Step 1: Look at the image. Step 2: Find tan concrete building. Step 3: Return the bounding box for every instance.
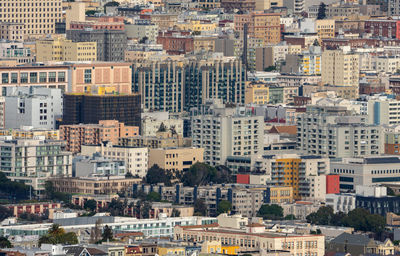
[255,0,282,10]
[234,12,281,44]
[69,63,132,93]
[51,176,141,195]
[245,82,269,104]
[65,1,85,29]
[193,36,216,53]
[60,120,139,153]
[0,128,59,140]
[0,0,62,39]
[148,147,204,173]
[316,19,335,41]
[0,23,24,41]
[119,132,192,149]
[150,14,179,30]
[174,224,325,256]
[322,50,359,87]
[36,36,97,62]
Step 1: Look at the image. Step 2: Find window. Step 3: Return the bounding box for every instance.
[11,73,18,83]
[58,71,65,82]
[30,72,37,83]
[20,73,28,83]
[1,73,8,84]
[84,69,92,83]
[48,72,56,82]
[39,72,47,83]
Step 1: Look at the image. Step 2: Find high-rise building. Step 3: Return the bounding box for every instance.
[0,0,62,39]
[0,138,72,192]
[4,87,62,129]
[191,100,264,166]
[297,105,383,158]
[321,50,359,87]
[62,92,141,128]
[367,96,400,125]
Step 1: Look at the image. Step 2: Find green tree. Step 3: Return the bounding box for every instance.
[182,163,232,186]
[264,65,276,72]
[257,204,283,220]
[139,36,148,44]
[145,165,171,185]
[387,187,395,196]
[217,200,232,215]
[85,10,98,16]
[366,214,386,234]
[0,236,12,248]
[146,192,161,202]
[84,199,97,212]
[158,122,167,132]
[306,206,335,225]
[312,39,320,46]
[171,208,180,217]
[0,172,30,201]
[342,208,369,231]
[317,2,326,19]
[0,205,12,221]
[284,214,296,220]
[101,225,113,242]
[194,199,207,216]
[39,224,78,246]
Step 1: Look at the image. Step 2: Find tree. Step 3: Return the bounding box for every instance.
[0,236,12,248]
[182,163,232,186]
[145,165,171,185]
[0,205,12,221]
[317,2,326,20]
[366,214,386,234]
[90,219,103,243]
[44,181,71,203]
[264,66,276,72]
[194,199,207,216]
[0,172,30,201]
[312,39,320,46]
[85,10,98,16]
[39,224,78,246]
[158,122,167,132]
[257,204,283,220]
[171,208,180,217]
[284,214,296,220]
[192,31,201,35]
[101,225,113,242]
[306,206,335,225]
[139,36,148,44]
[84,199,97,212]
[217,200,232,215]
[146,192,161,202]
[387,187,395,196]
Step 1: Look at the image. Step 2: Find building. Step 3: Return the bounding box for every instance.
[373,56,400,74]
[331,157,400,192]
[364,19,400,39]
[234,12,281,44]
[325,193,356,213]
[282,0,305,14]
[367,96,400,125]
[74,153,126,177]
[297,105,383,158]
[62,92,141,128]
[126,20,159,43]
[281,46,322,75]
[191,100,264,166]
[0,0,62,39]
[4,87,62,130]
[326,4,360,18]
[141,113,183,137]
[60,120,139,153]
[148,147,204,174]
[321,50,359,88]
[81,143,148,178]
[0,127,59,140]
[52,176,141,195]
[6,202,61,217]
[388,0,400,16]
[221,0,256,12]
[385,132,400,155]
[36,36,97,62]
[69,63,132,94]
[245,82,270,105]
[0,41,33,64]
[118,133,191,149]
[316,19,335,41]
[0,139,72,191]
[156,31,194,55]
[0,23,25,41]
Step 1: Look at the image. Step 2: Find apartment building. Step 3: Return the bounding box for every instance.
[234,12,281,44]
[0,41,33,64]
[221,0,255,12]
[0,139,72,191]
[6,202,61,217]
[74,154,126,177]
[0,23,25,41]
[388,0,400,16]
[255,154,330,200]
[385,132,400,155]
[4,87,62,130]
[331,157,400,192]
[157,31,194,55]
[119,133,191,149]
[126,20,159,42]
[174,225,325,256]
[0,127,59,140]
[36,36,97,62]
[364,19,400,39]
[142,115,183,137]
[316,19,335,41]
[0,0,62,38]
[191,100,263,166]
[81,143,148,178]
[373,56,400,74]
[367,97,400,125]
[51,176,141,195]
[282,0,305,14]
[148,147,204,174]
[321,50,359,87]
[0,65,69,92]
[297,105,383,158]
[245,82,269,105]
[326,4,360,18]
[62,92,141,128]
[281,46,321,75]
[60,120,139,153]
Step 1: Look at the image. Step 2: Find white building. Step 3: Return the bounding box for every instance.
[125,20,159,43]
[367,96,400,125]
[373,56,400,74]
[141,113,183,137]
[325,193,356,213]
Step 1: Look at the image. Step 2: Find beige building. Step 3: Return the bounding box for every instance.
[316,19,335,41]
[0,23,24,41]
[174,224,325,256]
[322,50,359,87]
[36,36,97,62]
[65,1,85,29]
[119,132,192,149]
[148,147,204,173]
[193,36,216,53]
[0,128,59,140]
[0,0,62,39]
[245,82,269,104]
[255,0,283,10]
[150,14,179,30]
[142,117,184,137]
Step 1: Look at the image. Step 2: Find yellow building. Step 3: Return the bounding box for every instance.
[0,128,60,140]
[148,147,204,175]
[301,55,321,75]
[157,245,185,256]
[36,36,97,62]
[245,82,269,104]
[175,20,217,32]
[269,186,294,203]
[193,36,216,52]
[201,241,239,255]
[316,19,335,41]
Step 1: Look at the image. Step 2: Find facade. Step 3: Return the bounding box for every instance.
[191,101,264,166]
[367,97,400,125]
[385,132,400,155]
[221,0,256,12]
[325,193,356,213]
[118,133,191,149]
[126,20,159,43]
[62,93,141,128]
[245,82,269,105]
[364,19,400,39]
[316,19,335,41]
[0,0,62,39]
[297,105,383,158]
[388,0,400,16]
[148,147,204,174]
[321,50,359,87]
[0,139,72,191]
[0,41,33,64]
[156,31,193,55]
[142,116,183,137]
[74,154,126,177]
[6,202,61,217]
[36,36,97,62]
[4,87,62,130]
[81,143,148,178]
[0,127,59,140]
[60,120,139,153]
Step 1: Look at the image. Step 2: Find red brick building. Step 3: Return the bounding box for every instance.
[326,175,340,194]
[6,202,61,217]
[322,38,400,49]
[364,19,400,39]
[157,31,194,55]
